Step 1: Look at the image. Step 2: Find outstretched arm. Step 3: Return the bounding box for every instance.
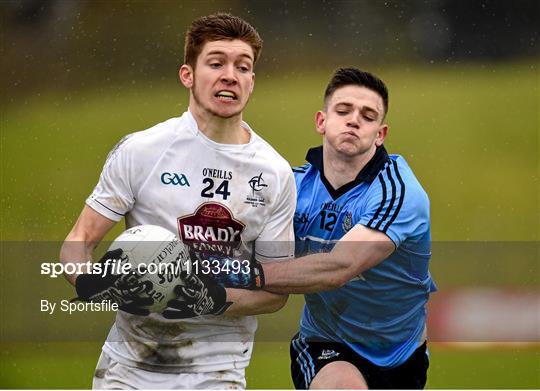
[223,288,288,316]
[262,225,395,294]
[163,226,393,319]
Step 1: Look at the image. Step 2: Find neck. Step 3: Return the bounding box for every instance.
[189,104,250,144]
[322,144,377,189]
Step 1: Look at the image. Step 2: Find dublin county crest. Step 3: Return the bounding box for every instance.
[342,211,353,232]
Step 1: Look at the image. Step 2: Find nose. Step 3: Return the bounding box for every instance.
[346,114,360,129]
[220,64,237,85]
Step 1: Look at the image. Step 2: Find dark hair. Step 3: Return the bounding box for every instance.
[324,67,389,117]
[184,13,263,68]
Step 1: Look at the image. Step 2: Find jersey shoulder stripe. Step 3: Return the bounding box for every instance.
[382,160,406,232]
[374,163,398,231]
[292,163,310,174]
[366,160,406,233]
[367,171,388,228]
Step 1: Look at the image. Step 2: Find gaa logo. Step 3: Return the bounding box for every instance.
[161,172,190,187]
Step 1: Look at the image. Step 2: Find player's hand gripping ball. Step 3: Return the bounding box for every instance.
[108,225,193,313]
[76,225,192,314]
[75,248,155,316]
[162,272,231,319]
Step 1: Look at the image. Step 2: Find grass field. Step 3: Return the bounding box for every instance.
[1,62,539,388]
[1,342,538,388]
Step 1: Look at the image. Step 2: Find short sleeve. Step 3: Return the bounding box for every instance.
[86,136,135,221]
[255,169,296,262]
[359,160,429,247]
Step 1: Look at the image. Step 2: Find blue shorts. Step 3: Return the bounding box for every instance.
[290,333,429,389]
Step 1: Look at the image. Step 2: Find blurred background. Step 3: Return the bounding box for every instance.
[1,0,539,388]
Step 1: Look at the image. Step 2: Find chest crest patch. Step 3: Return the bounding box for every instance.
[342,211,353,233]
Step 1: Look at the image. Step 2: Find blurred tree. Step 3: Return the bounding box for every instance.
[1,0,538,99]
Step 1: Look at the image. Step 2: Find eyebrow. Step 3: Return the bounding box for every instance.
[334,102,380,117]
[205,50,254,62]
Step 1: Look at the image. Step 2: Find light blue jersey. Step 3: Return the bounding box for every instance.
[293,145,436,368]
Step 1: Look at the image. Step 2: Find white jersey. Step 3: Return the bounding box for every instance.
[86,111,296,373]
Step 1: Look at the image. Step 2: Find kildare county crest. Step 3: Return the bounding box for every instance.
[244,173,267,207]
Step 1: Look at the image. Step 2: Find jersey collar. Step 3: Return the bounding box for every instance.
[183,110,256,150]
[306,145,390,199]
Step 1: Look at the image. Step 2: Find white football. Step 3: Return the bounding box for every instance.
[107,225,190,313]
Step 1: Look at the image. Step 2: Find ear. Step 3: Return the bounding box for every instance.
[179,64,193,88]
[315,111,326,135]
[375,124,388,147]
[249,72,255,94]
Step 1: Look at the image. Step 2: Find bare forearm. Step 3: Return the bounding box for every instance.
[59,235,96,286]
[262,253,352,294]
[60,206,116,286]
[223,288,288,316]
[262,228,396,294]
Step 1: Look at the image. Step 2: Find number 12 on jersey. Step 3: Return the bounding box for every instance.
[319,210,337,231]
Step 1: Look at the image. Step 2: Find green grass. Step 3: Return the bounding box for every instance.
[425,344,540,389]
[1,342,538,389]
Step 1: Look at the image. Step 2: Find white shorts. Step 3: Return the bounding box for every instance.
[92,351,246,389]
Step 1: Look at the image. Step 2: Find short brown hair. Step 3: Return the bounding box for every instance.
[184,13,263,68]
[324,67,389,118]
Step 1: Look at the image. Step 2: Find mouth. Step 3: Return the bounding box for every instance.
[215,90,238,101]
[342,131,358,138]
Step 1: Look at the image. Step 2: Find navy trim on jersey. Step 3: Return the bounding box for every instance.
[305,145,390,200]
[366,160,406,233]
[367,175,388,227]
[375,164,397,231]
[93,199,124,216]
[383,160,406,232]
[254,251,291,259]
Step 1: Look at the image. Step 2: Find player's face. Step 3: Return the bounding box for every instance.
[180,39,255,119]
[316,85,388,158]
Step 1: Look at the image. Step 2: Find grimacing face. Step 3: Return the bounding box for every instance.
[316,85,388,158]
[180,39,255,119]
